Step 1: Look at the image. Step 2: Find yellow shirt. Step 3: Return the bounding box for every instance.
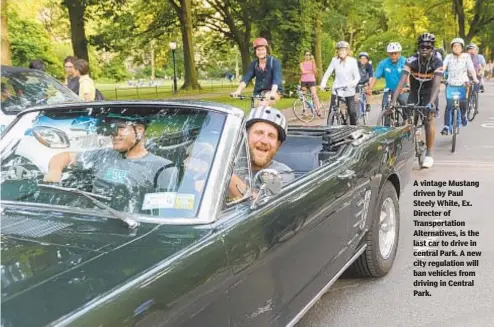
[79,75,96,101]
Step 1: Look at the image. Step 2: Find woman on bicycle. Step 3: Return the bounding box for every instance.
[320,41,360,125]
[300,52,322,117]
[441,38,479,135]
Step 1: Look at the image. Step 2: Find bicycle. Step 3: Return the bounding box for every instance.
[326,86,350,126]
[392,104,432,168]
[376,88,410,127]
[292,85,325,123]
[466,82,479,121]
[355,83,369,125]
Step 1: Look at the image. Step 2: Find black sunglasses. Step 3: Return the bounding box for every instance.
[419,45,433,50]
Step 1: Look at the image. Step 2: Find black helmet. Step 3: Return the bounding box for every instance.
[418,33,435,45]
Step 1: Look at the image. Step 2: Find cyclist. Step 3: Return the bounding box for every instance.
[299,51,322,116]
[367,42,409,108]
[320,41,360,125]
[441,38,479,135]
[231,38,284,106]
[466,43,486,93]
[357,52,373,111]
[392,33,443,169]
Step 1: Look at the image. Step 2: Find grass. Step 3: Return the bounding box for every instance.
[96,79,386,113]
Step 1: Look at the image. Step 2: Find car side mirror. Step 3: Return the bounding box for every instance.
[250,169,283,209]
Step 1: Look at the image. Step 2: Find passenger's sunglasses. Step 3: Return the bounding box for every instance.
[305,53,311,56]
[97,122,132,136]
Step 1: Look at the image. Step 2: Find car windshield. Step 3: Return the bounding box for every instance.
[0,105,226,219]
[1,68,79,115]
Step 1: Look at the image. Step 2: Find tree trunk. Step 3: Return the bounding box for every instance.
[64,0,89,62]
[172,0,200,90]
[314,10,322,83]
[1,0,12,65]
[454,0,466,39]
[239,42,250,77]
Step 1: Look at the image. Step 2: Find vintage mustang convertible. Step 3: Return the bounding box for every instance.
[0,101,414,327]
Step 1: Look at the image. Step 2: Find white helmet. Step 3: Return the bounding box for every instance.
[336,41,350,49]
[387,42,402,52]
[450,38,465,47]
[246,107,288,142]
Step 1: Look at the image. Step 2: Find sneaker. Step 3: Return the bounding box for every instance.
[366,104,371,112]
[440,126,449,135]
[422,156,434,168]
[480,85,484,93]
[461,119,468,127]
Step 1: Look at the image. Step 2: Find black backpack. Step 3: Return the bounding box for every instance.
[94,89,105,101]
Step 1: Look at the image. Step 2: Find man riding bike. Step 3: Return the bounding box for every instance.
[320,41,360,125]
[231,38,284,106]
[392,33,443,169]
[467,43,486,93]
[441,38,479,135]
[367,42,409,108]
[357,52,373,112]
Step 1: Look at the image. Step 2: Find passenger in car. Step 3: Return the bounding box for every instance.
[229,107,294,199]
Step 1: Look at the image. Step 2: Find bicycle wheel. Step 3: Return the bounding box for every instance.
[327,111,341,126]
[451,107,458,153]
[414,122,427,168]
[292,98,314,123]
[467,92,477,121]
[377,109,392,126]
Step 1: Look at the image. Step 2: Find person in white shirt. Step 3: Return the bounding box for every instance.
[320,41,360,125]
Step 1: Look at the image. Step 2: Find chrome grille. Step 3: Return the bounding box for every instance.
[1,216,72,238]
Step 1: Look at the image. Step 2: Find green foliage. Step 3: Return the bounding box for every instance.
[8,10,61,78]
[101,56,130,82]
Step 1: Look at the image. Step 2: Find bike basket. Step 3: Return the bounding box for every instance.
[446,86,466,100]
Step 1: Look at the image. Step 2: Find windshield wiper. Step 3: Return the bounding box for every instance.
[37,184,139,229]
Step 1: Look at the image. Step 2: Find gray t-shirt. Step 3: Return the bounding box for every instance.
[252,160,295,186]
[74,149,178,210]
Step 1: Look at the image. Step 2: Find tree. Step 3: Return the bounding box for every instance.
[168,0,201,90]
[201,0,260,75]
[1,0,12,65]
[62,0,89,61]
[452,0,494,43]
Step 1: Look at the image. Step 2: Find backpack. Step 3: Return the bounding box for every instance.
[94,89,105,101]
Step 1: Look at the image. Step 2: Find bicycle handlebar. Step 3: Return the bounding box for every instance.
[230,94,276,100]
[392,104,431,111]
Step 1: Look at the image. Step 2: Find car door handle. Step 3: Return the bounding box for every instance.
[337,169,356,180]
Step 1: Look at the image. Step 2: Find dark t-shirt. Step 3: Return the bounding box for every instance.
[405,54,443,104]
[241,56,284,95]
[357,62,373,84]
[67,76,80,95]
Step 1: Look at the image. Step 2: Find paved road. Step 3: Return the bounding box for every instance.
[296,82,494,327]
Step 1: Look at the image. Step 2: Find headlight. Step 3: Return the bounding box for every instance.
[32,126,70,149]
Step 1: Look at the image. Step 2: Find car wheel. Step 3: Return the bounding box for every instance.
[350,181,400,277]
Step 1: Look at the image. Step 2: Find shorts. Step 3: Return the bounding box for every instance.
[408,92,439,117]
[301,81,316,88]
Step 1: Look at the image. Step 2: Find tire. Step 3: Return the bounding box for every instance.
[467,92,477,121]
[327,111,341,126]
[350,181,400,277]
[414,124,426,168]
[377,109,392,126]
[452,107,458,153]
[292,98,314,123]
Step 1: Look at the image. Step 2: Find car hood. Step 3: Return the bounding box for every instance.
[0,204,211,327]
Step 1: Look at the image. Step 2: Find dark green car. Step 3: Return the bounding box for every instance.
[0,101,414,326]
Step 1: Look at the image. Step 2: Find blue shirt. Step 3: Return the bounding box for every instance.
[241,56,284,95]
[374,57,407,91]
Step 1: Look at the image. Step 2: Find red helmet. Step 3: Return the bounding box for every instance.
[253,38,268,49]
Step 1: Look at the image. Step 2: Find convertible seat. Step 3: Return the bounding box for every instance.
[274,135,323,177]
